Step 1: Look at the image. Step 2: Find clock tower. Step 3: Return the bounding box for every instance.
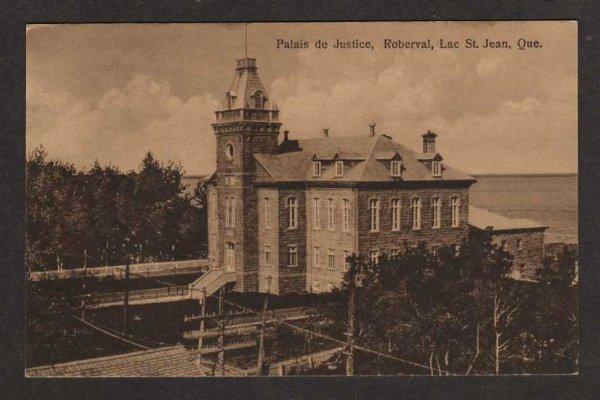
[210,57,281,291]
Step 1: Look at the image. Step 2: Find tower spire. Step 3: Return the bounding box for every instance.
[244,23,248,58]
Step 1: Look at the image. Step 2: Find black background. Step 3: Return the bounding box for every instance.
[1,1,598,399]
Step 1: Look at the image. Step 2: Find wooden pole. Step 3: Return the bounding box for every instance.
[257,276,271,375]
[197,287,207,355]
[217,287,225,376]
[122,257,130,337]
[346,271,356,376]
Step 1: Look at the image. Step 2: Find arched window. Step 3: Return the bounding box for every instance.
[254,91,264,108]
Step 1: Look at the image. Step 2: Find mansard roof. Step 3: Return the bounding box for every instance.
[223,57,271,110]
[253,134,475,183]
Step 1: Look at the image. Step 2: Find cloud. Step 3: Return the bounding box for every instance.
[27,74,219,173]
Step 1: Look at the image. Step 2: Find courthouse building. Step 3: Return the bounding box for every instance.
[205,57,546,294]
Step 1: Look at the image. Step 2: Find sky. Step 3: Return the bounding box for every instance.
[26,22,577,175]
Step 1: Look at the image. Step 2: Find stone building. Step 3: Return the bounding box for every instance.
[205,57,547,294]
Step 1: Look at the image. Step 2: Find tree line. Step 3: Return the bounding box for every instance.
[313,239,578,375]
[26,147,208,273]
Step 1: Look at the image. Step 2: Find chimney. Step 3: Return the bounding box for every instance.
[283,130,290,142]
[322,128,329,138]
[422,130,437,153]
[369,122,376,136]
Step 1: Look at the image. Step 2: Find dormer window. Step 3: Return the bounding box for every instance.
[313,161,322,177]
[432,161,442,177]
[390,160,402,177]
[254,91,264,109]
[335,161,344,177]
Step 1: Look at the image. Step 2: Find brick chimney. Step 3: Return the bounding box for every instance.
[369,123,376,136]
[422,130,437,153]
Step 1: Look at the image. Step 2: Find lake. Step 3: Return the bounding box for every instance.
[470,174,578,243]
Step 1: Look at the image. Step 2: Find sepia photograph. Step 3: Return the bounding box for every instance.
[24,21,578,377]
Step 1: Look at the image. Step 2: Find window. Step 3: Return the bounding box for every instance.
[287,197,297,229]
[265,245,271,265]
[264,197,271,229]
[225,197,235,228]
[335,161,344,177]
[342,199,350,231]
[288,246,297,267]
[411,197,422,230]
[254,91,263,108]
[226,243,235,269]
[314,247,320,267]
[313,161,322,177]
[370,251,380,265]
[450,196,460,227]
[226,92,233,109]
[312,197,320,230]
[391,198,401,231]
[390,248,399,258]
[516,238,523,250]
[369,199,380,232]
[328,248,336,270]
[327,198,335,230]
[431,197,441,229]
[343,250,351,271]
[225,143,234,160]
[432,161,442,177]
[391,160,402,176]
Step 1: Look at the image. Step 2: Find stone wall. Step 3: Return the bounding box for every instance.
[257,188,280,294]
[305,187,358,292]
[277,189,307,294]
[357,186,470,256]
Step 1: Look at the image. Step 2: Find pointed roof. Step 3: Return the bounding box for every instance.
[223,57,271,110]
[253,134,475,183]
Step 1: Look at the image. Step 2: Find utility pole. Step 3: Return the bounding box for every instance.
[197,287,207,355]
[217,287,225,376]
[122,242,131,337]
[345,268,356,376]
[257,276,271,375]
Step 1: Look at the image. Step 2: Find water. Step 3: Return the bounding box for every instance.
[470,174,578,243]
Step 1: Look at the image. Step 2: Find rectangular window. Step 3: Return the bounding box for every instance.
[370,251,380,265]
[431,197,441,229]
[391,198,401,231]
[335,161,344,177]
[391,160,402,176]
[516,238,523,250]
[314,247,320,268]
[225,197,235,228]
[264,197,271,229]
[312,197,320,230]
[369,199,380,232]
[288,246,298,267]
[287,197,297,229]
[342,199,350,231]
[450,196,460,228]
[411,197,422,230]
[343,250,351,271]
[327,198,335,230]
[226,243,235,269]
[432,161,442,177]
[328,248,335,270]
[313,161,322,177]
